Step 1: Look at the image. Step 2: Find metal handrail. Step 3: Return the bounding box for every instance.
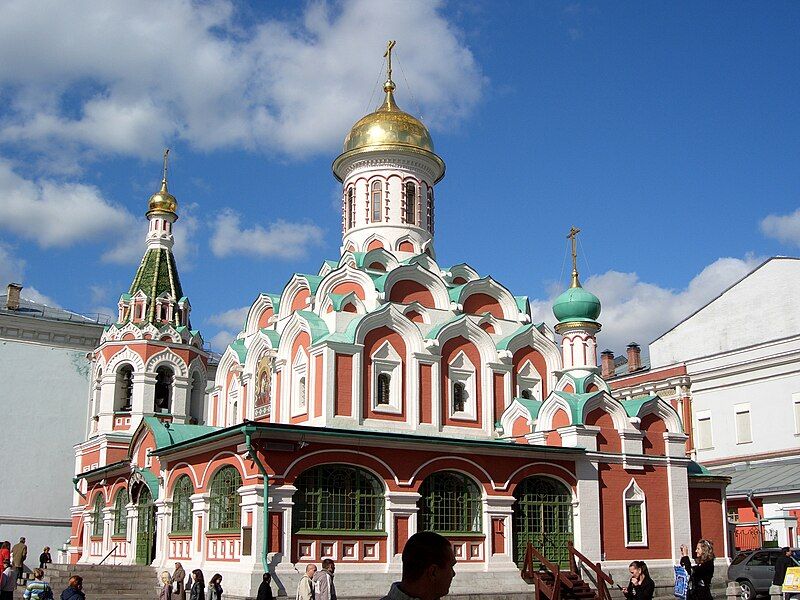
[98,544,118,565]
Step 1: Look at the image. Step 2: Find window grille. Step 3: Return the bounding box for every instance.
[347,187,355,229]
[113,489,128,536]
[513,476,573,567]
[293,465,385,532]
[405,182,416,224]
[453,382,466,413]
[92,496,104,537]
[427,187,435,233]
[171,476,194,534]
[377,373,391,405]
[418,471,482,533]
[626,502,643,543]
[371,181,382,222]
[209,466,242,531]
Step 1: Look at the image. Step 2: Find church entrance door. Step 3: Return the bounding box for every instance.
[135,486,156,565]
[513,476,573,567]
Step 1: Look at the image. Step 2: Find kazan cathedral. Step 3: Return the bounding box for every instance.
[70,47,728,597]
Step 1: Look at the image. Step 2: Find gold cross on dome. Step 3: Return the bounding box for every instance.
[384,40,396,81]
[567,226,581,287]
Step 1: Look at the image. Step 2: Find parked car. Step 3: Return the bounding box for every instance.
[728,548,800,600]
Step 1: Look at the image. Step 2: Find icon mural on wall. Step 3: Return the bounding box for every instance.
[254,354,272,418]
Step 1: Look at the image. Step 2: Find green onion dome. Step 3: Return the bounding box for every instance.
[552,284,601,324]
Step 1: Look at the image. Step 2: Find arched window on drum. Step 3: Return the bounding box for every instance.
[371,180,383,222]
[292,465,385,532]
[418,471,482,533]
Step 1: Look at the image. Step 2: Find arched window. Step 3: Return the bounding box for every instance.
[426,186,434,233]
[113,489,128,536]
[154,366,173,413]
[171,476,194,534]
[377,373,391,405]
[293,465,384,532]
[347,186,355,229]
[189,371,205,424]
[371,180,382,222]
[116,365,133,412]
[92,495,105,537]
[404,182,416,225]
[623,480,647,546]
[521,389,532,400]
[209,466,242,531]
[453,382,466,413]
[418,471,481,533]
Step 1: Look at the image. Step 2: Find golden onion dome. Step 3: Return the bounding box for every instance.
[342,80,434,154]
[147,179,177,215]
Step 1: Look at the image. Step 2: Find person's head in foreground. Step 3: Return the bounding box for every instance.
[305,564,317,578]
[399,531,456,600]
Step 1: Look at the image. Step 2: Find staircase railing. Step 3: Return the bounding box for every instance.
[522,543,574,600]
[567,541,615,600]
[98,544,118,566]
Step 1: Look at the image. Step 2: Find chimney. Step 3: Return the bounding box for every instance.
[627,342,642,373]
[601,349,615,379]
[6,283,22,311]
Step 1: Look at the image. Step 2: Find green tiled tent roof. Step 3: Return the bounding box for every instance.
[127,246,188,327]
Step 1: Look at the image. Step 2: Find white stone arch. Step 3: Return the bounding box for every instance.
[275,312,315,365]
[145,348,189,378]
[535,395,576,432]
[501,325,562,388]
[200,452,251,489]
[635,396,683,433]
[407,456,496,490]
[581,393,630,431]
[434,315,499,366]
[402,302,431,324]
[106,346,146,373]
[447,263,480,285]
[394,234,419,254]
[353,304,426,356]
[515,359,543,400]
[404,253,440,273]
[276,449,400,487]
[314,265,379,312]
[499,399,536,437]
[361,231,390,253]
[383,264,450,310]
[244,294,278,336]
[363,248,400,272]
[154,326,181,343]
[582,372,610,394]
[278,274,315,321]
[419,238,437,260]
[242,330,277,376]
[458,276,520,321]
[214,345,244,390]
[166,463,202,489]
[476,313,500,333]
[319,291,366,315]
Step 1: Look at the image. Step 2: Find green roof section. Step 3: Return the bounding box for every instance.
[687,461,713,477]
[448,284,466,302]
[496,323,533,350]
[327,293,349,311]
[516,397,544,420]
[316,313,367,346]
[620,395,658,418]
[229,338,247,364]
[260,328,281,348]
[515,295,529,313]
[301,275,324,294]
[371,273,388,292]
[131,465,161,500]
[127,246,188,327]
[143,416,219,451]
[425,313,468,339]
[295,310,330,343]
[552,391,603,424]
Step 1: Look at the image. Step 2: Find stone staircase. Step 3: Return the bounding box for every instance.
[15,563,161,600]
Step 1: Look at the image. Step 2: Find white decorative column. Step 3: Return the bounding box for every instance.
[171,375,190,421]
[270,485,297,574]
[239,484,264,568]
[573,456,601,561]
[102,506,115,556]
[484,495,517,571]
[190,493,210,567]
[665,432,691,563]
[385,491,422,571]
[79,508,94,564]
[154,498,170,566]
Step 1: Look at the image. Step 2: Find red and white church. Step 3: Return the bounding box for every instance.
[69,49,728,597]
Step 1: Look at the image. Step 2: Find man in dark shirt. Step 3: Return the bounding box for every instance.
[773,547,796,587]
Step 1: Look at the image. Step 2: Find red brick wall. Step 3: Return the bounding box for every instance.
[587,409,621,453]
[335,354,353,417]
[463,293,503,318]
[388,279,435,308]
[641,414,667,456]
[689,487,725,552]
[419,364,432,424]
[493,372,505,425]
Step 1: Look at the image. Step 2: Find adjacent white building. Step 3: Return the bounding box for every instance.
[0,284,107,565]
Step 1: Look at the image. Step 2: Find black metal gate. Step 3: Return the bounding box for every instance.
[513,476,573,567]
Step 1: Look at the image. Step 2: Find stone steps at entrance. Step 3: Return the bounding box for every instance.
[13,563,162,600]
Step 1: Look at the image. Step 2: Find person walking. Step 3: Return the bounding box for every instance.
[0,560,17,600]
[313,559,337,600]
[22,568,52,600]
[379,531,456,600]
[296,564,316,600]
[256,573,274,600]
[171,562,186,600]
[624,561,655,600]
[38,548,51,570]
[11,537,27,583]
[680,540,715,600]
[0,544,9,568]
[59,576,84,600]
[159,571,173,600]
[207,573,223,600]
[188,570,205,600]
[774,547,795,588]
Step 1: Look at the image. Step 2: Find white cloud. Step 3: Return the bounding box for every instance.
[0,159,132,248]
[0,242,25,285]
[21,286,61,308]
[530,255,764,355]
[208,306,250,331]
[210,209,324,260]
[0,0,483,162]
[208,330,237,353]
[760,208,800,247]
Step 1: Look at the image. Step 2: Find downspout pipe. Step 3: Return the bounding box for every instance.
[243,424,270,575]
[746,492,764,548]
[73,477,87,500]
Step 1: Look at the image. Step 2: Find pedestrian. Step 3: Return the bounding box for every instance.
[38,548,51,570]
[257,573,274,600]
[296,564,316,600]
[680,540,715,600]
[207,573,223,600]
[379,531,456,600]
[313,559,336,600]
[0,560,16,600]
[23,568,52,600]
[624,561,654,600]
[0,544,9,568]
[159,571,172,600]
[172,562,186,600]
[12,537,27,583]
[59,576,84,600]
[774,547,795,587]
[188,570,205,600]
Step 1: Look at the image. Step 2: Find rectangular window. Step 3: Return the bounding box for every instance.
[626,503,643,543]
[735,404,752,444]
[696,414,713,449]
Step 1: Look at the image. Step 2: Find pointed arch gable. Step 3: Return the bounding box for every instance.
[498,324,561,385]
[363,248,400,272]
[499,399,536,439]
[404,253,441,273]
[402,302,430,324]
[536,395,576,432]
[458,277,519,320]
[633,396,683,433]
[434,315,498,366]
[244,293,279,335]
[145,348,188,377]
[320,291,366,315]
[582,393,629,431]
[314,265,378,311]
[447,263,480,286]
[384,264,450,310]
[276,312,315,365]
[106,346,146,373]
[353,304,425,356]
[278,274,322,321]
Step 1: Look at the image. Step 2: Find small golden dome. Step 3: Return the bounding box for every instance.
[342,80,434,154]
[147,179,177,215]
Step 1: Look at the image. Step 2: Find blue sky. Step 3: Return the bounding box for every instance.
[0,0,797,354]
